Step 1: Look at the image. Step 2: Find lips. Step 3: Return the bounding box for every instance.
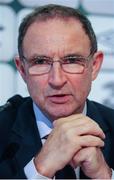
[48,94,71,104]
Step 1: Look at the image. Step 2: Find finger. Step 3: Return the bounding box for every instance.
[54,114,99,127]
[53,113,84,126]
[71,147,97,168]
[53,114,105,139]
[73,122,105,139]
[71,147,112,179]
[53,120,105,141]
[79,135,105,147]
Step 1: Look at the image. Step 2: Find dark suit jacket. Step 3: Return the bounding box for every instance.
[0,95,114,179]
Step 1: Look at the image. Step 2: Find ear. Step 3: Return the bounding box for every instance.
[14,56,27,83]
[92,51,103,81]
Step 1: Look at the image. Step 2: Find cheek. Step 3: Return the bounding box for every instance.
[70,72,92,98]
[26,76,47,104]
[80,72,92,96]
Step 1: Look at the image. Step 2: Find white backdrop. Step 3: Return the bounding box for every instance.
[0,0,114,108]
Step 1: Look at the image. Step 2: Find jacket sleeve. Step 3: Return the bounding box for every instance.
[0,95,27,178]
[0,160,26,179]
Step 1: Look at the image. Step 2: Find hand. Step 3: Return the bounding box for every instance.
[71,147,112,179]
[34,114,105,178]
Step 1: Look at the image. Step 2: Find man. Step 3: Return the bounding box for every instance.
[0,4,114,179]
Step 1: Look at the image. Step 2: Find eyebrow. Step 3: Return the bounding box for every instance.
[28,54,49,60]
[27,52,85,61]
[62,53,87,60]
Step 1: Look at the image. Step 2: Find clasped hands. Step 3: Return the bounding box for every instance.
[34,114,112,179]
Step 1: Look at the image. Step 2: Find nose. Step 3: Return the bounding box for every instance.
[48,61,67,88]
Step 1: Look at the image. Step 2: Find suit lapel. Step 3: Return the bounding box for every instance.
[7,98,42,171]
[86,99,108,131]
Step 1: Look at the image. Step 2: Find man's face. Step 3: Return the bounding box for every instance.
[16,18,103,120]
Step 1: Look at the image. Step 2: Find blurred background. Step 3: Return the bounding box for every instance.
[0,0,114,108]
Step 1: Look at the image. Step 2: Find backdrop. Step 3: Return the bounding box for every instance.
[0,0,114,108]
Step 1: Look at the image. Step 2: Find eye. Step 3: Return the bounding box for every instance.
[63,56,84,64]
[30,56,52,65]
[34,57,47,64]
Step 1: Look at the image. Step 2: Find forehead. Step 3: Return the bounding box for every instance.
[24,18,86,39]
[23,18,90,57]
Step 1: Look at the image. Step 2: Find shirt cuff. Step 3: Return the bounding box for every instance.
[24,158,50,179]
[111,169,114,179]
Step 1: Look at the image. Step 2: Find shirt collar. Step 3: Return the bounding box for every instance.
[33,102,87,139]
[33,103,53,139]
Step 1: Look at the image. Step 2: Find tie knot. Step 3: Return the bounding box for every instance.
[43,134,49,139]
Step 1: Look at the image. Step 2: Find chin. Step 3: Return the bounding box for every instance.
[45,103,79,120]
[48,110,75,121]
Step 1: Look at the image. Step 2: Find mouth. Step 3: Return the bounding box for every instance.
[48,94,71,104]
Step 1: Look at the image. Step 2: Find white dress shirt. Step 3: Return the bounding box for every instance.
[24,102,114,179]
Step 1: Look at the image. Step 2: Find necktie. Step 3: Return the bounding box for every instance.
[55,164,76,179]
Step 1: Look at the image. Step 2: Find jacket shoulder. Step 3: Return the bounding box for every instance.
[87,99,114,127]
[92,100,114,115]
[0,95,29,129]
